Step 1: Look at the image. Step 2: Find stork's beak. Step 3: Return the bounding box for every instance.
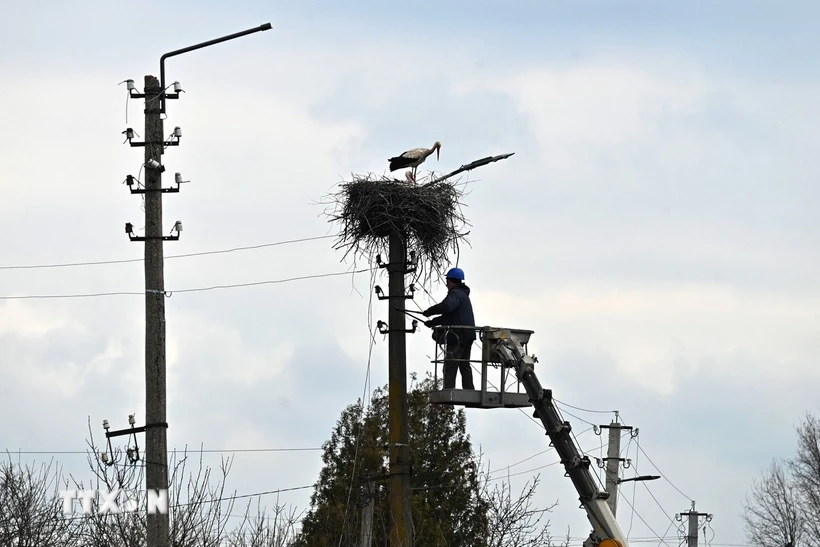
[436,147,440,161]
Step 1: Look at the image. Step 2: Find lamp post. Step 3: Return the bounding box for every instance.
[123,23,272,547]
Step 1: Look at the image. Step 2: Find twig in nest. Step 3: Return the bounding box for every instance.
[321,173,471,283]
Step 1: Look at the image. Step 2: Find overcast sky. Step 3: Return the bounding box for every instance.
[1,0,818,544]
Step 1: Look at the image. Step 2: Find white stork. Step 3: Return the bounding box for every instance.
[389,141,441,182]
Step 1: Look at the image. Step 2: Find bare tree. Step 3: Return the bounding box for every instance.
[484,475,557,547]
[71,419,300,546]
[0,456,82,547]
[475,451,568,547]
[1,419,302,546]
[789,413,820,547]
[742,460,803,547]
[227,496,303,547]
[743,412,820,547]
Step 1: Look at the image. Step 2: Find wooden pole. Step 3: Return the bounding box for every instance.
[144,75,170,547]
[387,233,414,546]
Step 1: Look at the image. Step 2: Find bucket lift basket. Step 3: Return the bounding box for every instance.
[428,326,534,409]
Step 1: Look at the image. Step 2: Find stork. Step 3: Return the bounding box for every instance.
[389,141,441,182]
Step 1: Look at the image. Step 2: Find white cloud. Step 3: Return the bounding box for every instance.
[476,284,819,394]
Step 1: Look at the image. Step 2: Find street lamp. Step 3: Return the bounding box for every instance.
[158,23,272,113]
[617,475,661,484]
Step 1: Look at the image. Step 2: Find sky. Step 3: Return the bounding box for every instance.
[0,0,818,544]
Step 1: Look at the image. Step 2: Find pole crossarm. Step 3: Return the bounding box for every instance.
[105,422,169,438]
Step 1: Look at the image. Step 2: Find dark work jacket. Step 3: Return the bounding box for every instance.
[424,284,476,344]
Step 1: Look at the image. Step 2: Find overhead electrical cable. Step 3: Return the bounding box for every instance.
[0,269,371,300]
[0,235,334,271]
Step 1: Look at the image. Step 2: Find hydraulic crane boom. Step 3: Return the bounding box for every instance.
[490,329,629,547]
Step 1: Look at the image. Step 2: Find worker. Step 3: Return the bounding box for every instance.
[422,267,476,390]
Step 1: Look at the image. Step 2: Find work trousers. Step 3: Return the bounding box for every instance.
[443,341,474,390]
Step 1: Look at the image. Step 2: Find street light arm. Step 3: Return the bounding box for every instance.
[617,475,661,484]
[159,22,272,112]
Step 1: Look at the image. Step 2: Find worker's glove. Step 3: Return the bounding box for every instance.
[422,308,433,317]
[424,320,434,328]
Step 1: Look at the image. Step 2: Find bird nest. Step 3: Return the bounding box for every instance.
[323,174,469,281]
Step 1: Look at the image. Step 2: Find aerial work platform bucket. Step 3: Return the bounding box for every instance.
[428,326,534,409]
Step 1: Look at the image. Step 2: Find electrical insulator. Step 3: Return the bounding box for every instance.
[145,159,164,172]
[126,79,136,91]
[173,81,184,93]
[128,414,135,426]
[174,126,182,138]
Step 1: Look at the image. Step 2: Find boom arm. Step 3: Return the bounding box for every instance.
[493,332,629,547]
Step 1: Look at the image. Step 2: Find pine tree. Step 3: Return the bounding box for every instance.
[293,374,489,546]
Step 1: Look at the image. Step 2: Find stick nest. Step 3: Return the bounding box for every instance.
[324,174,469,280]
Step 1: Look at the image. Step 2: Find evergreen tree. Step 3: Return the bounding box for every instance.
[294,375,489,546]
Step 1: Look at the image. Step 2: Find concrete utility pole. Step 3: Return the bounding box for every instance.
[678,501,712,547]
[598,414,633,517]
[143,75,171,547]
[121,25,270,547]
[387,233,414,546]
[359,480,376,547]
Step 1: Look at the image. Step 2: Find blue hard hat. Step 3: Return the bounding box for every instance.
[445,267,465,281]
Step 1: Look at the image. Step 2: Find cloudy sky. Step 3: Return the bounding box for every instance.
[1,0,818,543]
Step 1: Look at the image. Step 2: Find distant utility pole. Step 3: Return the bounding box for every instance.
[597,413,633,517]
[359,480,376,547]
[378,234,417,546]
[677,501,712,547]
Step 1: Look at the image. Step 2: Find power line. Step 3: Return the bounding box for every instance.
[618,487,674,547]
[337,316,379,547]
[553,401,598,428]
[0,235,333,271]
[635,435,693,502]
[641,480,681,531]
[0,269,371,300]
[491,425,595,473]
[417,442,603,492]
[618,412,694,504]
[176,483,316,507]
[552,397,615,415]
[3,447,322,455]
[486,459,562,481]
[626,434,639,538]
[625,434,681,541]
[63,483,318,519]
